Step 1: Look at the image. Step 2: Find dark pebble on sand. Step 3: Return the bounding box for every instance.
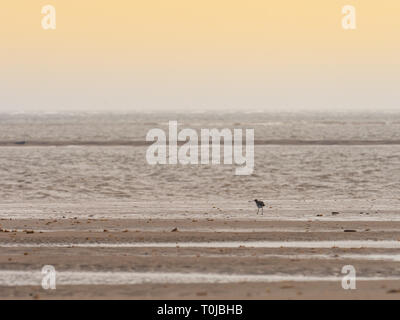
[387,289,400,294]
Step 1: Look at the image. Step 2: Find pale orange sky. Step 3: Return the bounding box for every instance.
[0,0,399,112]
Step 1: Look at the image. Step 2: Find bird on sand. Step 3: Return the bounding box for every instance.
[252,199,265,215]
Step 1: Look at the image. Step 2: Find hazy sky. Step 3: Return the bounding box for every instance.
[0,0,399,112]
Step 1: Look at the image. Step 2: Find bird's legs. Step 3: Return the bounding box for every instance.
[256,208,259,215]
[261,207,264,215]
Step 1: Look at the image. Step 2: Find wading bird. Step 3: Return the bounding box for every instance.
[253,199,265,215]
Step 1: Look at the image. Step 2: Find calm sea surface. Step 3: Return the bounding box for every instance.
[1,112,400,202]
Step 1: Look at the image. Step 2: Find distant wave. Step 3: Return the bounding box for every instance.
[3,140,400,146]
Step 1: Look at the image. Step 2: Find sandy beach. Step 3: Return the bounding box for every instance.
[2,201,400,299]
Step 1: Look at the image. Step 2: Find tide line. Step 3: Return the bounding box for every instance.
[0,270,399,286]
[2,240,400,249]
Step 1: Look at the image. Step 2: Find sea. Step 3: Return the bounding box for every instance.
[1,111,400,204]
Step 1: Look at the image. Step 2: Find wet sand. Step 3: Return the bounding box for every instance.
[2,214,400,299]
[4,281,400,300]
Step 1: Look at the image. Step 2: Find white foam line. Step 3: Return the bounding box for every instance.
[3,240,400,249]
[182,253,400,262]
[0,270,399,286]
[340,254,400,262]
